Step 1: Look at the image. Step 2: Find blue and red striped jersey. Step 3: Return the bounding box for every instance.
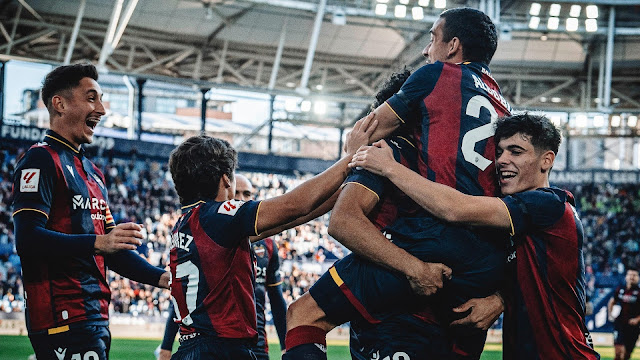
[252,237,282,351]
[386,61,511,198]
[12,130,115,333]
[501,187,599,360]
[344,135,424,231]
[170,198,260,339]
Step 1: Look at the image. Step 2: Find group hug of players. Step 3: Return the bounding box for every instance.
[10,6,640,360]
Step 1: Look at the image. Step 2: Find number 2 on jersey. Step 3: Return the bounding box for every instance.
[461,95,499,171]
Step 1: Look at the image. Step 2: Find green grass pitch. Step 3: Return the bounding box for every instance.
[0,335,637,360]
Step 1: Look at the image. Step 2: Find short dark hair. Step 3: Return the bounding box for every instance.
[628,268,639,274]
[371,68,412,111]
[168,136,237,204]
[495,113,561,155]
[439,7,498,65]
[41,63,99,108]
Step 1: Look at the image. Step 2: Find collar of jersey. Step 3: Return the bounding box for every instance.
[181,200,206,212]
[45,130,84,156]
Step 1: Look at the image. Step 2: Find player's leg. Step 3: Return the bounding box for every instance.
[623,327,640,360]
[613,327,626,360]
[29,324,111,360]
[284,254,418,360]
[171,336,257,360]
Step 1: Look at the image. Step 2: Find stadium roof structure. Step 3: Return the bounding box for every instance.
[0,0,640,122]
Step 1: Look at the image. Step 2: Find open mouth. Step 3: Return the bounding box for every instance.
[86,118,100,130]
[500,171,517,180]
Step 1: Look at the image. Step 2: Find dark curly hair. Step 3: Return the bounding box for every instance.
[41,63,99,109]
[439,8,498,65]
[370,68,412,112]
[495,113,561,155]
[169,136,237,204]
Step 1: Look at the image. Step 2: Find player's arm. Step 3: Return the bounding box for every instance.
[254,115,377,235]
[105,250,170,289]
[251,190,340,242]
[267,284,287,350]
[364,102,403,143]
[350,141,512,230]
[329,182,451,296]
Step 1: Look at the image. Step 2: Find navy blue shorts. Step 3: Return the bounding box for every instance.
[29,322,111,360]
[309,226,505,325]
[171,335,257,360]
[613,323,640,351]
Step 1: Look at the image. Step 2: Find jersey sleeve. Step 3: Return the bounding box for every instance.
[201,199,261,247]
[265,238,282,286]
[501,189,566,239]
[11,147,57,219]
[385,62,443,127]
[344,136,408,202]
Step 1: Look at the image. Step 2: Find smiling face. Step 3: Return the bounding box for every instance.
[51,77,105,149]
[495,132,554,195]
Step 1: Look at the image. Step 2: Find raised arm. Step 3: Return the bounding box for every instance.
[329,182,451,296]
[254,115,377,235]
[350,140,511,230]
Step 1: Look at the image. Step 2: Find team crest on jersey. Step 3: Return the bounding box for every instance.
[20,169,40,192]
[218,199,244,216]
[253,244,266,257]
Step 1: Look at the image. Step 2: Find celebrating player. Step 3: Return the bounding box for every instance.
[11,63,170,360]
[284,8,510,360]
[155,174,287,360]
[166,115,375,360]
[608,268,640,360]
[352,113,600,359]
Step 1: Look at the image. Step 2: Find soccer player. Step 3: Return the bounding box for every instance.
[167,116,375,360]
[352,113,600,359]
[284,7,510,360]
[155,174,287,360]
[11,63,170,360]
[608,268,640,360]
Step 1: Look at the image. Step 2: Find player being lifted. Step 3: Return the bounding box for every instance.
[284,7,510,360]
[353,113,600,360]
[166,116,376,360]
[608,268,640,360]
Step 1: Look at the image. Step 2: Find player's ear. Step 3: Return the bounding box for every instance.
[51,94,66,115]
[221,174,232,188]
[448,37,461,57]
[540,150,555,173]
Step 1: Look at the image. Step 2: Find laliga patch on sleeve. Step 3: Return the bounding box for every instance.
[20,169,40,192]
[218,199,245,216]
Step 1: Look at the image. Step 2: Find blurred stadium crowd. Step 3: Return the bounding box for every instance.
[0,145,638,324]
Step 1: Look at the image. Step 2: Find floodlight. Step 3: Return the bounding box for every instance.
[586,5,598,19]
[395,5,406,18]
[285,99,298,112]
[576,114,588,127]
[529,2,541,16]
[434,0,446,9]
[547,17,559,30]
[375,3,387,15]
[566,18,579,32]
[529,16,540,29]
[549,4,561,17]
[300,100,311,112]
[399,0,409,4]
[314,101,327,115]
[611,115,621,127]
[628,115,638,127]
[551,97,561,103]
[585,18,597,32]
[569,5,581,17]
[412,7,424,20]
[593,115,604,127]
[419,0,429,6]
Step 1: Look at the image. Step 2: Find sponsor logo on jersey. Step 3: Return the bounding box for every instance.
[171,231,194,251]
[218,199,244,216]
[20,169,40,192]
[66,165,75,179]
[54,347,67,360]
[72,195,107,211]
[92,173,105,189]
[507,250,516,263]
